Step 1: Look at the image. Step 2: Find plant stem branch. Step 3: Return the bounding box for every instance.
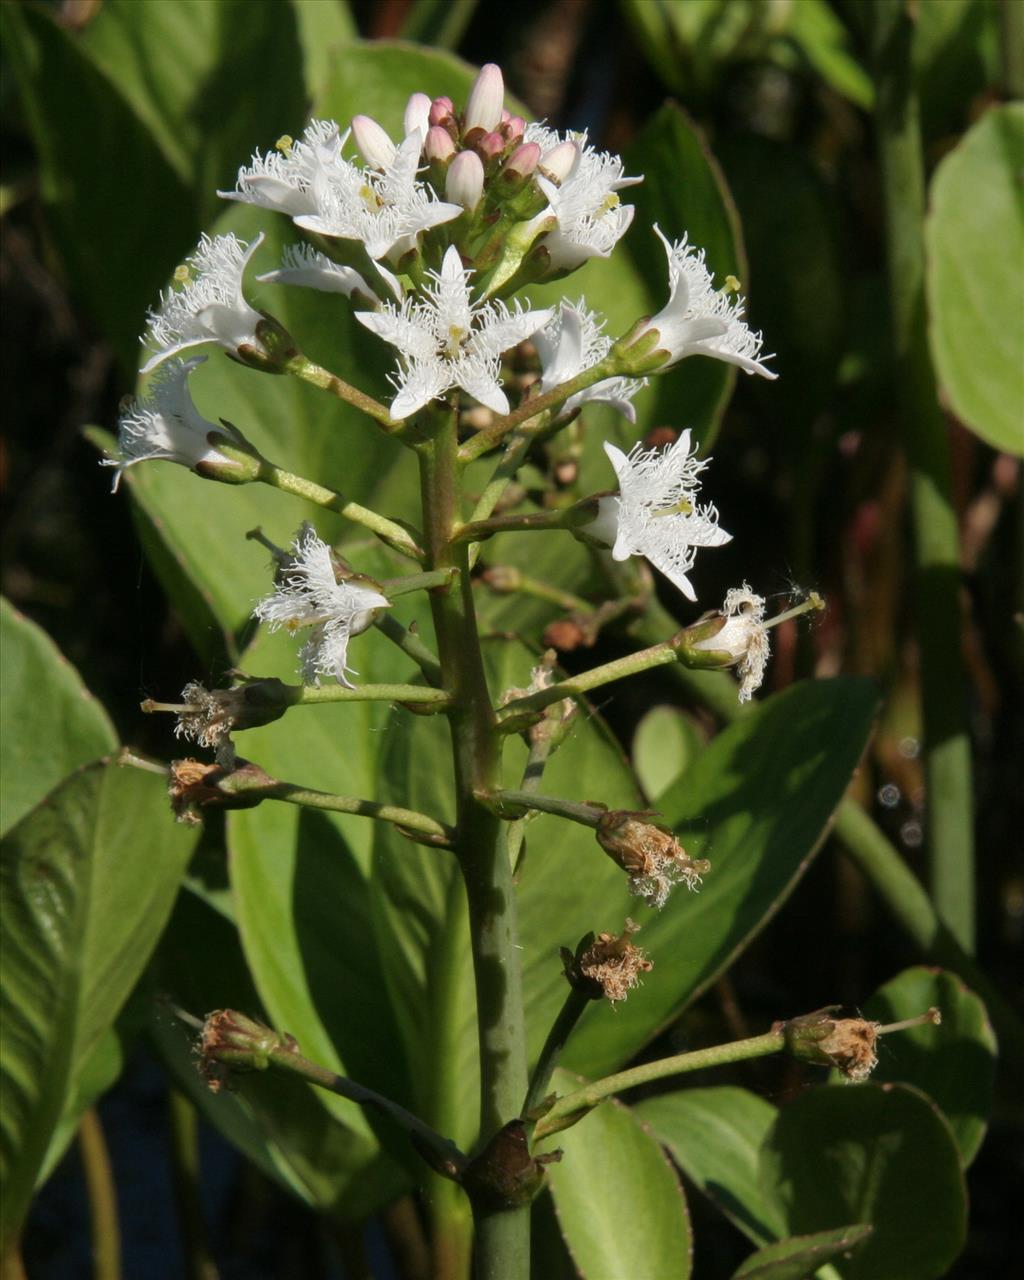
[522,988,591,1138]
[869,0,975,951]
[285,353,402,432]
[77,1108,121,1280]
[493,789,603,828]
[167,1091,219,1280]
[293,682,450,708]
[258,463,424,561]
[267,782,455,845]
[533,1033,785,1140]
[373,614,443,686]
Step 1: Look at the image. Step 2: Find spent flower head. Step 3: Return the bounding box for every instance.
[253,527,389,687]
[694,584,770,702]
[356,245,552,418]
[587,431,731,602]
[596,810,711,909]
[574,919,653,1004]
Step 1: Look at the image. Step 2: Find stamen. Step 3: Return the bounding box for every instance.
[274,135,294,155]
[141,697,201,716]
[763,591,825,632]
[877,1007,942,1035]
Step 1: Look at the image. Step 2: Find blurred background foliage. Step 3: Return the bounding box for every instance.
[1,0,1021,1276]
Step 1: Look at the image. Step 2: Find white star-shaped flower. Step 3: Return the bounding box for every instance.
[591,431,732,601]
[295,129,462,264]
[103,357,246,491]
[256,243,400,305]
[524,123,640,270]
[252,528,389,688]
[218,120,343,217]
[639,226,777,378]
[535,299,644,421]
[694,584,770,702]
[142,233,266,374]
[355,245,552,418]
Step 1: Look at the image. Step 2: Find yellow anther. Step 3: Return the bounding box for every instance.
[724,274,742,294]
[598,193,621,215]
[275,135,294,155]
[653,499,694,518]
[173,265,191,285]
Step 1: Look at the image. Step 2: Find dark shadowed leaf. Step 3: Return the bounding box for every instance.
[731,1223,873,1279]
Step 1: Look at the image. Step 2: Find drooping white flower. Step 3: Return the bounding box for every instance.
[535,300,644,421]
[256,243,400,304]
[356,245,553,418]
[252,528,389,688]
[217,120,343,217]
[694,584,770,701]
[524,123,641,270]
[142,233,266,373]
[295,130,462,263]
[103,357,248,491]
[591,431,731,602]
[638,226,776,378]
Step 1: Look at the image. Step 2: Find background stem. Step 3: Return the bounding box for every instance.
[77,1108,121,1280]
[868,0,975,951]
[167,1091,219,1280]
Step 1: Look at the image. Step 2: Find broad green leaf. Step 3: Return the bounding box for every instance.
[731,1224,873,1280]
[77,0,307,222]
[759,1084,967,1280]
[115,201,407,659]
[785,0,872,108]
[152,887,404,1218]
[290,0,357,97]
[400,0,479,48]
[635,1087,783,1246]
[0,598,117,837]
[0,764,196,1249]
[2,3,195,370]
[858,966,996,1167]
[620,102,745,454]
[541,1071,691,1280]
[926,104,1024,456]
[632,706,705,804]
[564,678,880,1077]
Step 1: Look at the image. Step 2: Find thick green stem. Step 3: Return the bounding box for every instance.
[258,462,424,560]
[78,1108,121,1280]
[419,409,530,1280]
[533,1032,785,1140]
[293,682,450,708]
[869,0,975,951]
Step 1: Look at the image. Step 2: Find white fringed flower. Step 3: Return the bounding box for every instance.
[592,431,732,602]
[252,528,389,688]
[535,299,644,421]
[356,245,552,418]
[103,357,246,491]
[218,120,343,217]
[256,243,400,304]
[142,233,265,373]
[524,123,640,270]
[295,130,462,263]
[639,226,776,378]
[694,584,770,702]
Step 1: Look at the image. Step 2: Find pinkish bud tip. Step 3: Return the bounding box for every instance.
[429,96,455,128]
[505,115,526,142]
[446,149,485,211]
[505,141,540,179]
[476,131,505,162]
[464,63,504,133]
[351,114,396,169]
[425,125,456,162]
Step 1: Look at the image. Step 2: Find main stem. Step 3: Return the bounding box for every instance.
[869,0,975,951]
[419,409,530,1280]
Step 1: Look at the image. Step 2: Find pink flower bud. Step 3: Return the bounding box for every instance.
[446,150,485,211]
[425,125,456,162]
[476,131,505,163]
[504,141,540,179]
[351,114,396,169]
[464,63,504,133]
[505,115,526,143]
[404,92,431,139]
[540,140,579,183]
[501,108,511,124]
[429,96,455,127]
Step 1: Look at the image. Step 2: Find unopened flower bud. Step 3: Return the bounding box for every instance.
[351,114,396,169]
[404,92,432,139]
[504,141,541,183]
[475,131,506,164]
[199,1009,296,1093]
[425,125,456,163]
[429,95,455,127]
[446,150,485,211]
[596,810,710,909]
[481,565,524,593]
[562,919,653,1003]
[504,115,526,143]
[539,140,579,184]
[777,1005,940,1083]
[464,63,504,133]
